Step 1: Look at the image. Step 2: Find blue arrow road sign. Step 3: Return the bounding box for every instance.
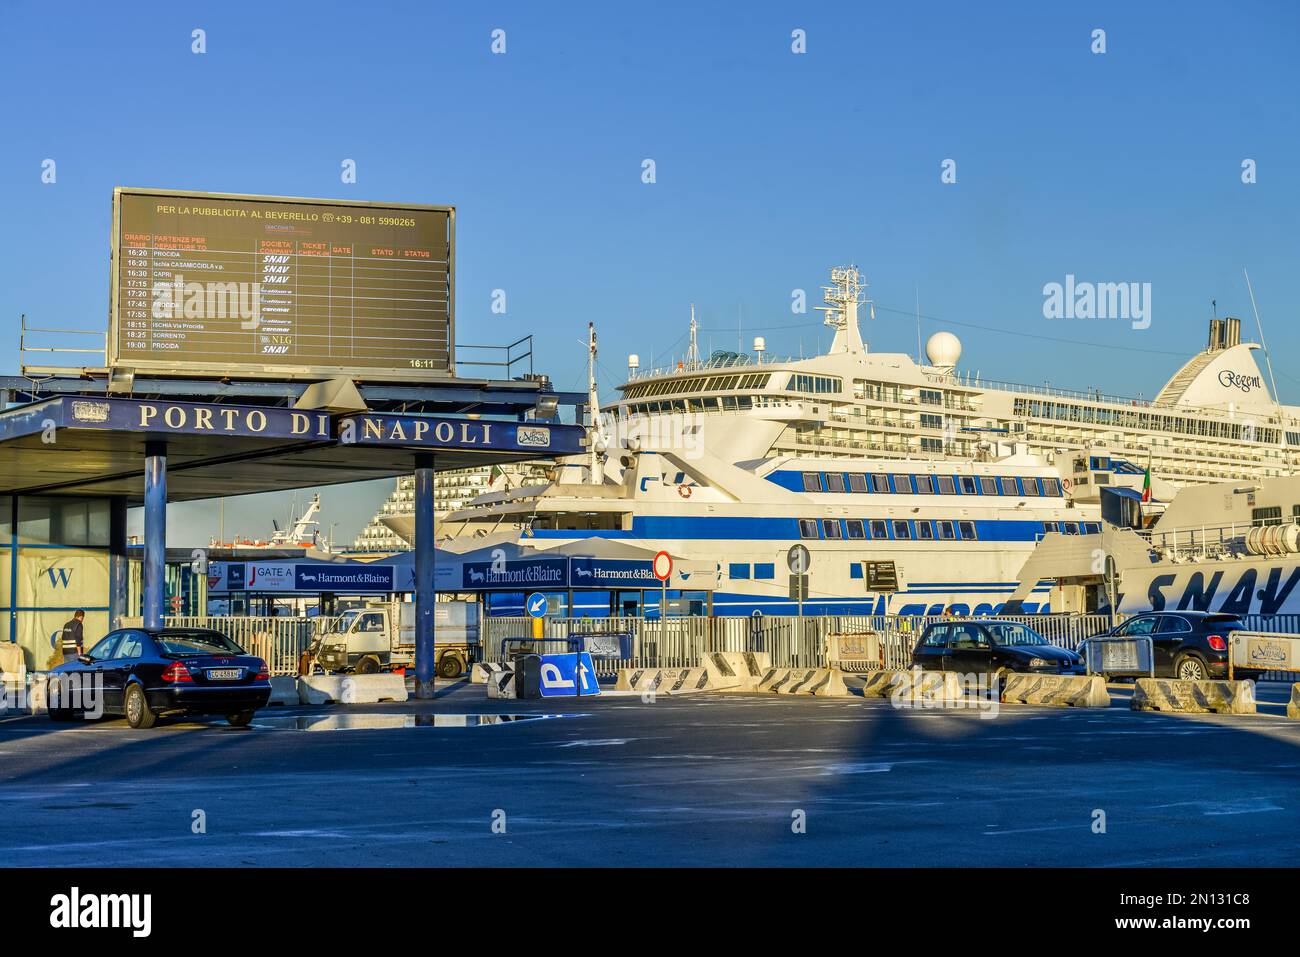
[538,653,600,697]
[526,592,549,619]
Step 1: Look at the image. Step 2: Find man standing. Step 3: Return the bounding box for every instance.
[59,610,85,664]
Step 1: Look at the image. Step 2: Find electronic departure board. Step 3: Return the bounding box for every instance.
[109,188,454,380]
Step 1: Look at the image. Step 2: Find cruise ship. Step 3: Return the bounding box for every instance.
[368,266,1298,616]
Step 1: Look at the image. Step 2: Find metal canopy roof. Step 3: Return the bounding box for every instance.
[0,393,586,505]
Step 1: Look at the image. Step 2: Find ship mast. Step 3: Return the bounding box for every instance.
[817,265,871,355]
[587,322,606,483]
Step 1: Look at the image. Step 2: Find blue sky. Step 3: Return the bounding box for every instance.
[2,0,1297,544]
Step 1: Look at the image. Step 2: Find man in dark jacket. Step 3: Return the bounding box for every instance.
[59,610,85,664]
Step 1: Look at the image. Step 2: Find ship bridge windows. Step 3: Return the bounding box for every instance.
[788,373,843,395]
[1041,477,1062,496]
[1020,477,1042,496]
[802,472,823,492]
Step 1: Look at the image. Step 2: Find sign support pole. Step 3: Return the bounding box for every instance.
[414,452,436,699]
[108,496,128,632]
[143,441,167,631]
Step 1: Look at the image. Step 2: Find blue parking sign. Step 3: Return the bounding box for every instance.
[526,592,549,619]
[538,653,600,697]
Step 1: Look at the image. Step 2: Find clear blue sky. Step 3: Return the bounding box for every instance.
[2,0,1297,544]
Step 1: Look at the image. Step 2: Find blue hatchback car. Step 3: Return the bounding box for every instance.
[49,627,271,728]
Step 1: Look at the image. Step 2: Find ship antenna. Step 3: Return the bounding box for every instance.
[1243,268,1286,441]
[816,265,869,355]
[687,304,700,368]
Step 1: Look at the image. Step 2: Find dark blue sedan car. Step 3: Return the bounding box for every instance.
[49,628,271,728]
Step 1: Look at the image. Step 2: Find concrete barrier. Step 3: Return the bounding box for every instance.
[1000,673,1110,709]
[1289,684,1300,720]
[860,669,963,703]
[1131,678,1255,715]
[486,668,518,699]
[471,662,512,685]
[297,674,409,705]
[615,667,726,695]
[698,652,771,691]
[267,676,298,707]
[754,667,850,697]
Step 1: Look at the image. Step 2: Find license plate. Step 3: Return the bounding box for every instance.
[206,668,242,681]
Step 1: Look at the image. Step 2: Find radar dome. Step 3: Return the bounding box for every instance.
[925,331,962,369]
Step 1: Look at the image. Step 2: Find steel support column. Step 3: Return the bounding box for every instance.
[143,441,167,631]
[414,451,436,698]
[108,496,129,630]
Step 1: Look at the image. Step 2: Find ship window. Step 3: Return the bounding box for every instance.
[959,476,978,494]
[958,521,977,540]
[1043,522,1059,533]
[979,477,998,495]
[920,413,944,429]
[846,519,866,539]
[1252,506,1282,528]
[1063,521,1080,535]
[801,472,822,492]
[869,520,889,539]
[754,563,775,580]
[1083,522,1101,534]
[850,563,863,579]
[1020,477,1042,496]
[920,389,943,406]
[729,563,751,580]
[914,475,935,495]
[823,520,843,539]
[798,519,819,539]
[825,472,846,493]
[1042,477,1062,496]
[917,521,934,540]
[935,476,956,495]
[892,474,913,493]
[937,521,956,540]
[893,520,912,540]
[999,477,1021,496]
[848,473,868,493]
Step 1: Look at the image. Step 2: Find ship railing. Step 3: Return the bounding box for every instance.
[1136,522,1254,560]
[480,613,1114,675]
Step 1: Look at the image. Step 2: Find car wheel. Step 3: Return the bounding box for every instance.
[355,656,380,675]
[1174,654,1207,682]
[437,654,463,679]
[124,684,157,729]
[227,710,255,728]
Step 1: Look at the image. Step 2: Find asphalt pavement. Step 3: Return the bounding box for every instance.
[2,678,1299,867]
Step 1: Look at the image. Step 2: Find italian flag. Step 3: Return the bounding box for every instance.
[1141,465,1152,503]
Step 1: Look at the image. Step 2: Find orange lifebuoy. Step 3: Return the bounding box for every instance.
[678,484,692,498]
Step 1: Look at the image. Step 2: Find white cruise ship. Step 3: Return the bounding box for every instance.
[372,266,1299,617]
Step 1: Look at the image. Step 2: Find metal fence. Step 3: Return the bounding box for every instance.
[481,613,1116,675]
[166,616,327,676]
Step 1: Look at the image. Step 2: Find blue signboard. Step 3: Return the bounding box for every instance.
[568,557,659,589]
[526,592,549,618]
[462,558,568,591]
[295,564,395,592]
[538,652,600,697]
[341,415,582,455]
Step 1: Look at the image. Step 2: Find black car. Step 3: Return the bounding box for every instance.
[1081,611,1245,681]
[911,620,1081,675]
[49,627,272,728]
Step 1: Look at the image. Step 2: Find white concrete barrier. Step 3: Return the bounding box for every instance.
[1000,674,1110,709]
[486,668,518,699]
[1131,678,1255,715]
[615,667,726,694]
[699,652,770,691]
[267,676,298,707]
[471,662,512,685]
[860,669,963,704]
[297,674,408,705]
[754,667,850,697]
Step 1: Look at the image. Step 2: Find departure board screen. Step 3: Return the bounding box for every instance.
[110,189,454,379]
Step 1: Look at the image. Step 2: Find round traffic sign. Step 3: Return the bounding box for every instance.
[526,592,549,619]
[653,550,673,581]
[787,544,811,574]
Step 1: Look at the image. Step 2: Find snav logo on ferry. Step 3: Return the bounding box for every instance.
[1143,565,1300,616]
[1218,370,1262,392]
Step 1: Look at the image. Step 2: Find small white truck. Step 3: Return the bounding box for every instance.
[313,600,479,678]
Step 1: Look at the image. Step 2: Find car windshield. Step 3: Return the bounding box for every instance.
[983,623,1048,646]
[155,630,244,656]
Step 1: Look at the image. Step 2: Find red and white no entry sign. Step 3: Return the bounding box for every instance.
[653,550,673,581]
